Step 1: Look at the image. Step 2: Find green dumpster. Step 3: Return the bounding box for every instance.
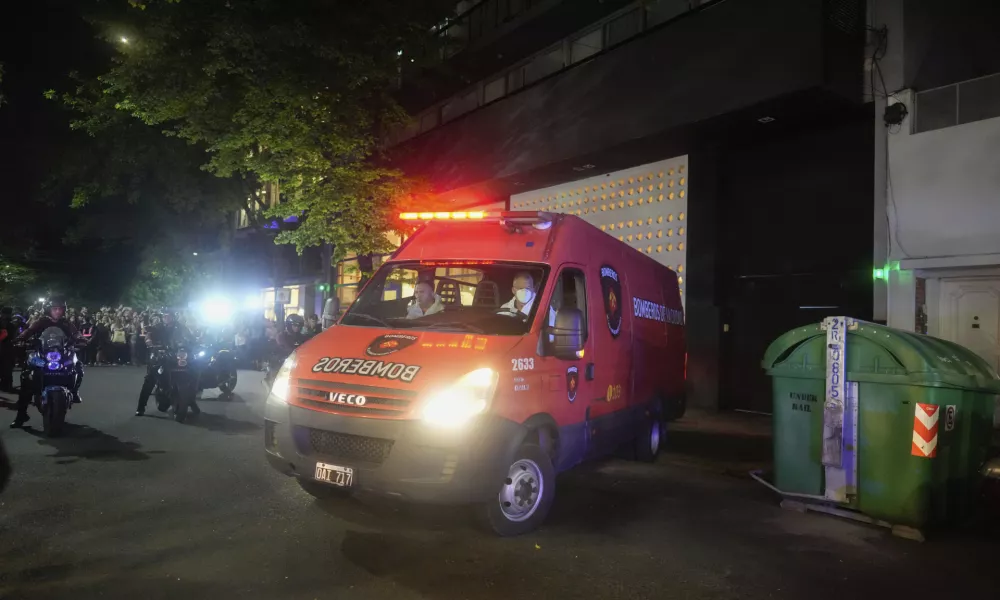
[762,319,1000,531]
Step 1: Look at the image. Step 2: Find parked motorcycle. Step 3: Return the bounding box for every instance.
[192,344,238,398]
[151,344,201,423]
[20,327,84,437]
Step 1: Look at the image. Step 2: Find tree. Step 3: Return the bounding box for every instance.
[75,0,452,262]
[0,258,36,306]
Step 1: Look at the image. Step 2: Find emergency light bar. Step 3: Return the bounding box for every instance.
[399,211,555,226]
[399,211,488,220]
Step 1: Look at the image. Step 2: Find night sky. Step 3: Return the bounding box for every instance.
[0,0,131,303]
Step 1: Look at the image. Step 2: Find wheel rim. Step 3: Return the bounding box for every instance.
[498,458,544,522]
[650,420,661,455]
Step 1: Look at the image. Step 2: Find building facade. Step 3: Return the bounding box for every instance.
[388,0,874,412]
[874,0,1000,414]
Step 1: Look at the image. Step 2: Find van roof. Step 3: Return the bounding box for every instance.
[394,212,560,264]
[393,212,679,279]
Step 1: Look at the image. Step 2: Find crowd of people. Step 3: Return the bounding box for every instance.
[15,304,324,368]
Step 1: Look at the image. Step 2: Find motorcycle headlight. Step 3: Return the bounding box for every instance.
[46,351,62,362]
[421,368,499,428]
[47,361,61,371]
[270,352,297,403]
[197,350,206,358]
[177,351,189,360]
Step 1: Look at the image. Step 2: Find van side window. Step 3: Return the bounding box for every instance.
[548,268,588,342]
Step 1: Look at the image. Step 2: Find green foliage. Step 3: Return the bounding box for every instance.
[76,0,453,261]
[0,258,36,306]
[121,253,207,309]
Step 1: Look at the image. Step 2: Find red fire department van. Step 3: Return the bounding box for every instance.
[264,211,685,535]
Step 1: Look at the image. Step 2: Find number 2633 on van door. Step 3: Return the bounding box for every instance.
[511,358,535,371]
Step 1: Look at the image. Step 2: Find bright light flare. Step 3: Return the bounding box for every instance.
[120,36,130,44]
[421,368,498,428]
[243,294,262,310]
[198,297,234,322]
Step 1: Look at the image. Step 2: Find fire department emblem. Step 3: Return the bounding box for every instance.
[600,265,623,338]
[566,366,579,403]
[365,333,419,357]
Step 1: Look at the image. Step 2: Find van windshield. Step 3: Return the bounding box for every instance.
[341,261,550,336]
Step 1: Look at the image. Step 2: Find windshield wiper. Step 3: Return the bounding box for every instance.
[344,313,391,328]
[423,322,486,334]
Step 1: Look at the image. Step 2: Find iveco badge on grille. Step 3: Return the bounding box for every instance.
[328,392,367,406]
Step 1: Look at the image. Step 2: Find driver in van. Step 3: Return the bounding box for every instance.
[11,296,86,428]
[406,280,444,319]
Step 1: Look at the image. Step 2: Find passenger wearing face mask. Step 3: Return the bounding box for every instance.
[498,272,556,325]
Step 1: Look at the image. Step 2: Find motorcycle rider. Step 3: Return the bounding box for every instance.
[134,309,195,416]
[11,296,85,429]
[277,313,308,352]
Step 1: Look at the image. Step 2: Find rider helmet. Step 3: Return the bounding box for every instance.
[285,313,305,333]
[46,297,67,320]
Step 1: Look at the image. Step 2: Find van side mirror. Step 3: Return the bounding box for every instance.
[545,308,585,360]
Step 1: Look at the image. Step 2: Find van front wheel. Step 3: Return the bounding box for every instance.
[484,444,555,536]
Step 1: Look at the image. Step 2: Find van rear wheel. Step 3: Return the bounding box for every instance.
[634,416,663,462]
[483,443,555,536]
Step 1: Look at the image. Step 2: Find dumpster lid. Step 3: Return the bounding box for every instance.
[762,320,1000,391]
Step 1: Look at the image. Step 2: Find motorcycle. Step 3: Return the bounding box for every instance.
[21,327,83,437]
[192,343,238,398]
[151,344,202,423]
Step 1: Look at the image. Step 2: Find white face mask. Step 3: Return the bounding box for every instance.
[515,288,534,304]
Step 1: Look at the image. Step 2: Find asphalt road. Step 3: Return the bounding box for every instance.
[1,367,998,600]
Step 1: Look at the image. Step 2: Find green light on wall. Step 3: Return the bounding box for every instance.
[873,261,900,281]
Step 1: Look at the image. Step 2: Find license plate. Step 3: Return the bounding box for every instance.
[314,462,353,487]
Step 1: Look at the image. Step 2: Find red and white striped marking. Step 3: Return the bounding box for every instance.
[911,403,939,458]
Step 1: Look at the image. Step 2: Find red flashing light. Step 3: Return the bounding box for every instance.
[419,260,496,266]
[400,211,488,221]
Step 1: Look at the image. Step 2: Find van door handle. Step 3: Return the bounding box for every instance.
[585,363,595,381]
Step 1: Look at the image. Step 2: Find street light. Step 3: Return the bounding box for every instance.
[120,36,130,44]
[38,297,46,303]
[192,252,199,256]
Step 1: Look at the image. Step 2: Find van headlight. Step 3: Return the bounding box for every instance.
[270,352,297,403]
[421,368,498,428]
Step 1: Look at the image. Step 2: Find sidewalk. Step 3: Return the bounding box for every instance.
[659,408,773,478]
[661,408,1000,479]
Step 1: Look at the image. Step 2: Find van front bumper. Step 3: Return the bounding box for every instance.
[263,396,524,504]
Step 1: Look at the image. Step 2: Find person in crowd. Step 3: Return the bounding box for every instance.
[131,315,145,366]
[95,317,111,365]
[78,313,96,365]
[111,318,129,365]
[234,323,251,368]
